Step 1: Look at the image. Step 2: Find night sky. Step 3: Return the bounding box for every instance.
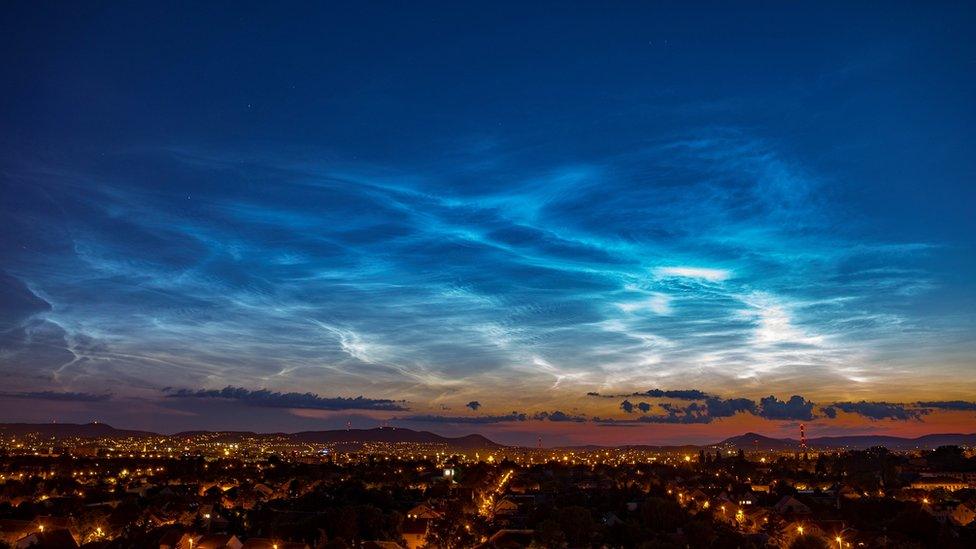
[2,2,975,445]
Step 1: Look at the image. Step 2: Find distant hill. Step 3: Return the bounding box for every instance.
[719,432,799,451]
[719,431,976,451]
[0,422,155,439]
[1,423,973,451]
[0,423,501,449]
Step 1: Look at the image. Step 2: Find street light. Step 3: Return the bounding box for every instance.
[835,526,854,548]
[797,525,804,535]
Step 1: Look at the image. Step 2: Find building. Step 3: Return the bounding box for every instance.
[194,534,243,549]
[401,519,429,549]
[773,495,812,515]
[910,476,969,492]
[950,502,976,526]
[241,539,310,549]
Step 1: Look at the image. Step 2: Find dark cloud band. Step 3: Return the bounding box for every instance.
[163,386,407,411]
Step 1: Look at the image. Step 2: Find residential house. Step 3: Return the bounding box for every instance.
[241,539,310,549]
[773,495,812,516]
[195,534,243,549]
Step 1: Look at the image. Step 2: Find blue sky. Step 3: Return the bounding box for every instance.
[1,2,974,443]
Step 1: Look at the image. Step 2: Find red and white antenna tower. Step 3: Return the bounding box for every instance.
[799,423,807,452]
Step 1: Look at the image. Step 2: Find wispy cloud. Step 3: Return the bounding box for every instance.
[0,131,966,422]
[654,266,731,282]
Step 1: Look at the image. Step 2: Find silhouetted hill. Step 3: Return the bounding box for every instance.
[0,422,155,439]
[1,423,972,451]
[0,423,501,449]
[720,432,798,450]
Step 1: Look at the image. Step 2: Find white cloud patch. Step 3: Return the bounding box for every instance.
[313,322,391,365]
[741,293,823,347]
[616,293,672,315]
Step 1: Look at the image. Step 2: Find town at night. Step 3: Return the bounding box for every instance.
[0,424,975,547]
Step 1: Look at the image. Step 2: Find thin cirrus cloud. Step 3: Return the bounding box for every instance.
[654,266,732,282]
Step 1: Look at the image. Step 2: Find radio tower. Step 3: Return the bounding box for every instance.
[537,436,542,449]
[799,423,807,453]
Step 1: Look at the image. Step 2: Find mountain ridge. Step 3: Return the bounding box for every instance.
[0,423,501,449]
[2,423,974,450]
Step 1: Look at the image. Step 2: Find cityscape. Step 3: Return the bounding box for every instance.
[3,2,976,548]
[0,423,974,548]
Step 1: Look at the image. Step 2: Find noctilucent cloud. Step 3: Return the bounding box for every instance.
[1,3,974,445]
